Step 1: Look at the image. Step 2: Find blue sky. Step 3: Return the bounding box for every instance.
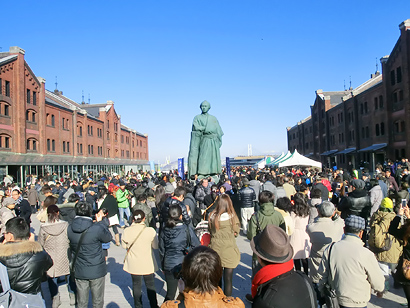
[3,1,410,163]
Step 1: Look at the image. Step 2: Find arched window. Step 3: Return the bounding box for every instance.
[0,134,11,149]
[26,138,38,151]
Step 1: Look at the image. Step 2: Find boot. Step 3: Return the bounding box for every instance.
[115,234,120,246]
[69,292,76,306]
[52,294,61,308]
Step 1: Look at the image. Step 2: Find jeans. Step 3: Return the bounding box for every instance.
[76,276,105,308]
[131,274,158,308]
[164,270,179,301]
[48,275,76,298]
[118,207,131,227]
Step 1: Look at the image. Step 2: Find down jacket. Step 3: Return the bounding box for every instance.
[67,216,112,280]
[338,189,371,220]
[159,222,200,271]
[0,241,53,294]
[238,186,255,208]
[160,197,191,227]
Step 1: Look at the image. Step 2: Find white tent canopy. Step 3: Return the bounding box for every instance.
[254,156,275,169]
[278,150,322,169]
[268,151,292,166]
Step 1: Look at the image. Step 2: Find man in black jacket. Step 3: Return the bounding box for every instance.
[68,201,112,308]
[250,225,317,307]
[160,187,191,229]
[239,178,255,236]
[0,217,52,294]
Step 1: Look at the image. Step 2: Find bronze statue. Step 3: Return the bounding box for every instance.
[188,101,223,178]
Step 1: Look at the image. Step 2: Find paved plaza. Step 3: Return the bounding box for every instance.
[31,215,407,308]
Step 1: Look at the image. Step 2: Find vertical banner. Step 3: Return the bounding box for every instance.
[226,157,231,179]
[149,161,155,172]
[178,158,185,180]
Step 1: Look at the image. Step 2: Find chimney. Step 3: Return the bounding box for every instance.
[9,46,25,55]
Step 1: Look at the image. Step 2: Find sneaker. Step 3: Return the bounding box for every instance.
[245,294,253,303]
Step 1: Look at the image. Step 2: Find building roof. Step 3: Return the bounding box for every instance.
[0,55,17,65]
[342,74,382,101]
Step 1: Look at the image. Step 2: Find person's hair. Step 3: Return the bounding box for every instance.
[5,217,30,240]
[47,205,60,223]
[219,185,226,193]
[318,201,335,217]
[173,187,186,198]
[155,185,167,207]
[181,246,223,294]
[68,193,80,203]
[75,201,93,217]
[276,197,292,212]
[209,194,238,230]
[259,190,274,204]
[310,188,322,199]
[292,193,309,217]
[43,196,57,209]
[276,177,284,187]
[97,186,108,199]
[41,185,51,195]
[345,225,362,235]
[145,188,155,198]
[402,182,409,190]
[166,204,182,228]
[137,193,147,202]
[132,209,145,223]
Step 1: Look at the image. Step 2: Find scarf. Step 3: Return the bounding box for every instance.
[251,259,294,298]
[15,195,23,205]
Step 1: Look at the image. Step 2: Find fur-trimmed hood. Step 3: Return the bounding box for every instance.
[0,241,43,258]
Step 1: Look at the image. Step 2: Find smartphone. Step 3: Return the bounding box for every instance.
[345,186,349,193]
[402,199,407,208]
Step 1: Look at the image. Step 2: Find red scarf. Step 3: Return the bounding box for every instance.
[251,259,294,298]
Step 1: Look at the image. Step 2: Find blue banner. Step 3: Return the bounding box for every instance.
[149,161,155,171]
[178,158,185,180]
[226,157,231,179]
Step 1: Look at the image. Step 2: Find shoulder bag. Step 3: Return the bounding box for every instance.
[123,225,146,262]
[324,242,340,308]
[0,262,45,308]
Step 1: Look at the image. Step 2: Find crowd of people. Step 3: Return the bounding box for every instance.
[1,160,410,307]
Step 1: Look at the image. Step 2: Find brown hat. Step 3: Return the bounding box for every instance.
[250,225,293,263]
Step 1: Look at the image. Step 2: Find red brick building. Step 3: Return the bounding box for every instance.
[287,19,410,172]
[0,46,149,184]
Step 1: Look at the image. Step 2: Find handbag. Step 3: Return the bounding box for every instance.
[402,258,410,280]
[0,263,45,308]
[324,243,340,308]
[123,226,146,262]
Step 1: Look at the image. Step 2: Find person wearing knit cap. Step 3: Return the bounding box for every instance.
[369,197,402,291]
[250,225,317,307]
[317,215,384,307]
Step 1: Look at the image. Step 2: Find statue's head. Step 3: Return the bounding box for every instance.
[200,100,211,114]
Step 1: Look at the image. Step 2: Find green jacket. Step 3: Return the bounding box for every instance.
[116,189,130,209]
[247,202,286,241]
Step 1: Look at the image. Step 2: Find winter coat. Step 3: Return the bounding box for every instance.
[306,217,344,282]
[338,189,371,220]
[313,183,329,201]
[290,213,311,259]
[275,208,294,236]
[389,216,410,285]
[58,202,77,224]
[116,188,130,209]
[253,270,316,308]
[67,216,112,280]
[283,183,296,200]
[249,180,261,202]
[27,188,38,206]
[159,222,200,271]
[195,185,210,209]
[161,287,244,308]
[38,220,70,277]
[275,187,287,199]
[15,199,31,225]
[209,213,241,269]
[238,186,255,208]
[370,185,384,216]
[132,202,153,227]
[261,181,278,204]
[0,241,52,294]
[247,202,286,241]
[308,198,321,225]
[122,222,158,275]
[98,194,119,219]
[369,210,402,264]
[0,207,15,236]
